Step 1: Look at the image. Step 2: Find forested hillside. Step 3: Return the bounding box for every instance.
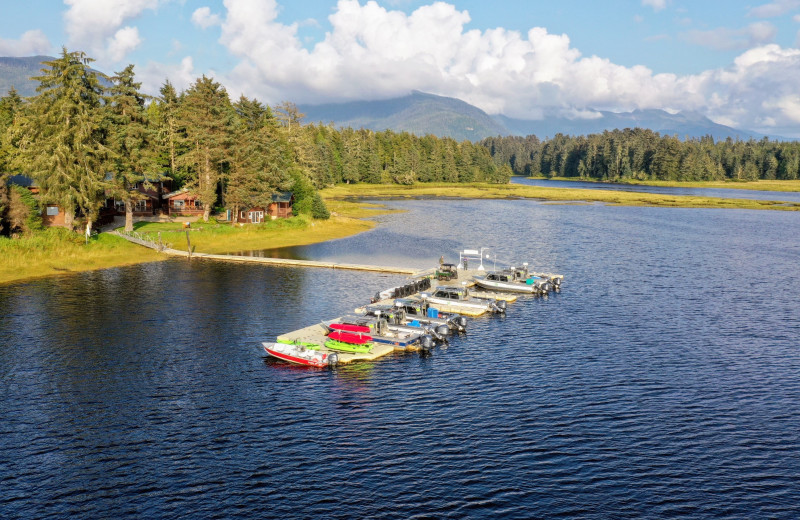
[0,49,507,236]
[482,129,800,181]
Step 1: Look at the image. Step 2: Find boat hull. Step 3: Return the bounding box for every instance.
[473,277,536,294]
[324,338,373,353]
[263,342,335,368]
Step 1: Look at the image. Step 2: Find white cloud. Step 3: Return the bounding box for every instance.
[138,55,196,95]
[748,0,800,18]
[191,7,222,29]
[107,26,142,62]
[642,0,667,12]
[210,0,800,136]
[794,14,800,21]
[682,22,776,51]
[63,0,160,63]
[0,30,52,56]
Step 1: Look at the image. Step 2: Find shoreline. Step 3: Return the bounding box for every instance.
[4,182,799,286]
[521,176,800,192]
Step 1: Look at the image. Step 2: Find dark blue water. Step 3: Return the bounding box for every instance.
[2,199,800,518]
[512,176,800,203]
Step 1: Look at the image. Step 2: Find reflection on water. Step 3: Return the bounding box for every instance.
[2,198,800,518]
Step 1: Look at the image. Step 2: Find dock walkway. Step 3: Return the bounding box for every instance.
[111,230,419,275]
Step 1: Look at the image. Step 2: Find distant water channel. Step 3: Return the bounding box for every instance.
[2,199,800,518]
[512,176,800,202]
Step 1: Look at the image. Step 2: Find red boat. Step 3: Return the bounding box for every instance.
[263,342,338,368]
[327,330,372,344]
[329,323,371,333]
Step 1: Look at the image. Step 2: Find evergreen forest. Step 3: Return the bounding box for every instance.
[0,49,509,236]
[481,129,800,181]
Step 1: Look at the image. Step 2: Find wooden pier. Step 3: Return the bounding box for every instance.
[112,231,419,275]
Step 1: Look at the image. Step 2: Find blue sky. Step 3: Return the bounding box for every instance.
[1,0,800,136]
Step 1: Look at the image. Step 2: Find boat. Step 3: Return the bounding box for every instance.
[263,340,338,368]
[507,263,563,293]
[324,327,374,353]
[324,315,433,350]
[358,299,468,333]
[473,270,540,294]
[355,303,451,342]
[421,286,506,316]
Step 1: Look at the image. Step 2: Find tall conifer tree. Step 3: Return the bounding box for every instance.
[106,64,157,231]
[10,49,108,235]
[178,76,235,221]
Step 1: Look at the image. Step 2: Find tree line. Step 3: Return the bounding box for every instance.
[481,128,800,181]
[0,48,509,237]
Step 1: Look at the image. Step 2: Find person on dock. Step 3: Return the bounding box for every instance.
[439,255,444,267]
[463,257,468,270]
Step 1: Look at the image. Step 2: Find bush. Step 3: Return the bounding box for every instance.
[310,192,330,219]
[8,185,42,235]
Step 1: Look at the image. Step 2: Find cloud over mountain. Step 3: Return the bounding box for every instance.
[211,0,800,137]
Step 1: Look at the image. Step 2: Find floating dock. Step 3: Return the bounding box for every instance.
[276,322,416,365]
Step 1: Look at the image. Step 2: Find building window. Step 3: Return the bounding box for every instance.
[46,206,59,216]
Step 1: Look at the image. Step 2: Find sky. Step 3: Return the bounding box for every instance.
[1,0,800,136]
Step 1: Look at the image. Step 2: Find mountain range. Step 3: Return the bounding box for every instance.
[301,91,781,142]
[1,55,787,142]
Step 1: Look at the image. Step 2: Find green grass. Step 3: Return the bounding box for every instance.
[2,199,394,285]
[0,227,164,285]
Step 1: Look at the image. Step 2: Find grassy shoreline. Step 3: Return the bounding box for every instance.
[525,176,800,192]
[3,181,798,286]
[0,201,394,286]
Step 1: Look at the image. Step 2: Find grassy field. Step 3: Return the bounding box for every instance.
[0,201,394,286]
[0,228,164,285]
[133,213,379,255]
[322,182,800,210]
[529,177,800,192]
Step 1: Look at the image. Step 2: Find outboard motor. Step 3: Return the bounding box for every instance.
[435,324,450,339]
[371,292,381,304]
[454,316,467,332]
[419,335,434,351]
[491,300,507,313]
[327,353,339,366]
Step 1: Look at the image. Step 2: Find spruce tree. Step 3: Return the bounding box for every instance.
[106,64,158,231]
[9,48,109,235]
[178,76,236,221]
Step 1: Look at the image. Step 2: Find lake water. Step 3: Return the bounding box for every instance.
[2,199,800,518]
[511,176,800,203]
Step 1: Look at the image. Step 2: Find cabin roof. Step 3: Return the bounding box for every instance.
[271,191,293,203]
[163,188,196,199]
[6,174,37,187]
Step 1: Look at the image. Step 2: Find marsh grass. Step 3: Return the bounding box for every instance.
[322,182,800,210]
[530,177,800,192]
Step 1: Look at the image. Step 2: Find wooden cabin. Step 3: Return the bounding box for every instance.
[234,193,294,223]
[163,189,204,216]
[236,207,266,224]
[267,192,294,218]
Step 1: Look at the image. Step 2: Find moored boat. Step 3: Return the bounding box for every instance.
[263,341,338,368]
[324,328,374,353]
[421,286,506,316]
[324,315,433,350]
[473,270,539,294]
